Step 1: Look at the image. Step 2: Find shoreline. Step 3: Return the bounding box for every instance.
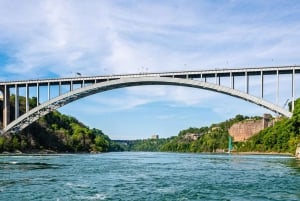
[0,150,295,157]
[229,151,294,156]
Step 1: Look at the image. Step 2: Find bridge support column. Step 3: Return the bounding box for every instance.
[292,68,295,112]
[261,71,264,99]
[245,72,249,94]
[26,83,29,112]
[3,85,10,128]
[59,82,62,95]
[36,83,40,106]
[48,82,50,101]
[215,73,217,84]
[230,72,234,89]
[276,70,279,106]
[215,74,220,85]
[15,85,19,119]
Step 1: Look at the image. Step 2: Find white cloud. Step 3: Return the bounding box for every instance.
[1,1,300,127]
[1,1,300,77]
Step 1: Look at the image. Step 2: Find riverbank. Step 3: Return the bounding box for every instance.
[0,150,296,157]
[0,149,109,155]
[0,149,58,155]
[230,151,294,156]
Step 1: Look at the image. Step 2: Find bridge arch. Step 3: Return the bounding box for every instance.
[2,76,292,134]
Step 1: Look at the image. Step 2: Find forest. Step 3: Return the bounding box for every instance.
[235,99,300,154]
[127,99,300,154]
[0,95,122,153]
[127,114,251,153]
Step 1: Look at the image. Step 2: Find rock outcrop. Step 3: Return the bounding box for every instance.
[229,114,273,142]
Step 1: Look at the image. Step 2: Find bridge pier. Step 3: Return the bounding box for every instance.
[1,85,10,128]
[292,68,295,112]
[26,83,29,112]
[230,72,234,89]
[15,84,19,119]
[261,71,264,99]
[276,70,279,106]
[36,83,40,106]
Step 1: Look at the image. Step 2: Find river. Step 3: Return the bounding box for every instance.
[1,152,300,201]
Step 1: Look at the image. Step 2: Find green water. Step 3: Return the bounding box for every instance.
[1,152,300,201]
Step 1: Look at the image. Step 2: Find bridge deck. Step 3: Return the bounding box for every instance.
[0,65,299,87]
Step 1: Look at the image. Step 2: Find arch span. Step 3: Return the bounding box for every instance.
[2,76,292,134]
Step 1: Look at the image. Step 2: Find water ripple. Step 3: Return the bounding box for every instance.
[0,153,299,201]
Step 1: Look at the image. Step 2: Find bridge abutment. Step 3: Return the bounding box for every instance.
[0,85,10,129]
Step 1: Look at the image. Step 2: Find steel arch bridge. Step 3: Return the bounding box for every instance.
[0,65,299,134]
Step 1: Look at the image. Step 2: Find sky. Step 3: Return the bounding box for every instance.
[0,0,300,139]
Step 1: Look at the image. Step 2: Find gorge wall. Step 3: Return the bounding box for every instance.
[229,114,273,142]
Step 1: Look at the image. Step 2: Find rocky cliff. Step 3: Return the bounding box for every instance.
[229,114,273,142]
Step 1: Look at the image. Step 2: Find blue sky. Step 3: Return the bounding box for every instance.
[0,0,300,139]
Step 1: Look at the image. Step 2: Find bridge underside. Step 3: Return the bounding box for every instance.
[0,76,293,135]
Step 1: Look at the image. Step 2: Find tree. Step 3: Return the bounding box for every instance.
[12,136,20,150]
[93,135,109,152]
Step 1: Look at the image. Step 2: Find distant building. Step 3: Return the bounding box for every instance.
[151,134,159,139]
[211,126,221,131]
[184,133,202,141]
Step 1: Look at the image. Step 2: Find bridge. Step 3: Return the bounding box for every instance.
[0,65,299,134]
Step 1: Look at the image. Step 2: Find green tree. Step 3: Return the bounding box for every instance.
[92,135,109,152]
[12,136,20,150]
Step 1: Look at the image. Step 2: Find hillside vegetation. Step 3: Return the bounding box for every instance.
[127,115,252,153]
[235,99,300,153]
[127,99,300,155]
[0,96,122,153]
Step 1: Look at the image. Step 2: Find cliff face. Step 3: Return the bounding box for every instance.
[229,114,273,142]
